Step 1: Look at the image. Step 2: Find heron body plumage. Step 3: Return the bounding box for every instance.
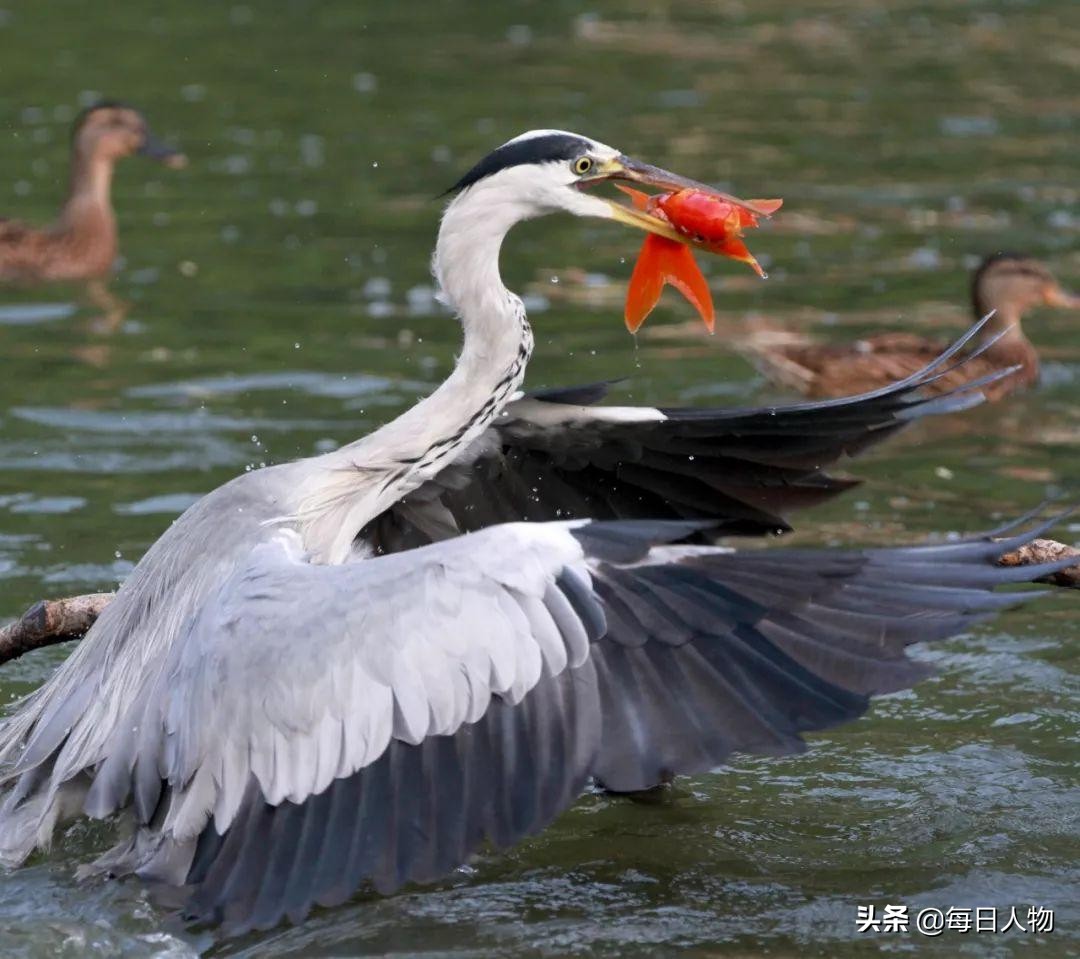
[0,130,1068,934]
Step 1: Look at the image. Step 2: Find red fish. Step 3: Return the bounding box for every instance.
[618,185,782,332]
[658,190,782,279]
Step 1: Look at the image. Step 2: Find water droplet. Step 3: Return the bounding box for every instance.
[506,24,533,45]
[352,72,378,94]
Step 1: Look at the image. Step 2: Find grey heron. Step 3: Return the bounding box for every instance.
[0,129,1068,935]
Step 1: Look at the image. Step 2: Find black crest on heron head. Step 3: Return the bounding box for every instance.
[445,132,593,195]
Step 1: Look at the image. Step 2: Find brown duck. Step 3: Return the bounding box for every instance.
[748,253,1080,401]
[0,102,186,283]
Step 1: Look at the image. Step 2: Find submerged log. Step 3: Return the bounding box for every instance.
[0,538,1076,668]
[996,537,1080,589]
[0,593,113,666]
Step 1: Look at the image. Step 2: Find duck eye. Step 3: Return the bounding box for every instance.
[573,156,594,176]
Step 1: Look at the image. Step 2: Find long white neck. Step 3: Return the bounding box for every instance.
[371,185,535,473]
[296,183,535,562]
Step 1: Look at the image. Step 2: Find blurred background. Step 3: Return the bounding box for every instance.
[0,1,1077,956]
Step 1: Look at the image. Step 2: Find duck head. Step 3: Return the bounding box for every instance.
[72,102,187,169]
[973,253,1079,331]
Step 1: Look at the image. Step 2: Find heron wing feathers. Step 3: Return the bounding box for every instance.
[84,522,593,841]
[82,518,1060,934]
[370,323,998,552]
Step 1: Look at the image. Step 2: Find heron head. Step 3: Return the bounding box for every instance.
[443,129,772,246]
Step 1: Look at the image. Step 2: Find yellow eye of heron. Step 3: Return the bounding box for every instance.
[572,156,593,176]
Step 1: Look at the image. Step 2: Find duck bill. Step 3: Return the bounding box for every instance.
[1046,285,1080,309]
[139,131,188,169]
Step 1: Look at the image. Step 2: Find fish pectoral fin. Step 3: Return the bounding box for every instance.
[709,234,767,280]
[614,184,653,212]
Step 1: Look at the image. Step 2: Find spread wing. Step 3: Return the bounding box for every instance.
[65,514,1066,934]
[367,321,1003,552]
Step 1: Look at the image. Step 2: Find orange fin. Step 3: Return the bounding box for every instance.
[614,183,653,211]
[748,198,783,216]
[625,236,666,332]
[735,199,783,229]
[625,234,715,332]
[708,234,767,279]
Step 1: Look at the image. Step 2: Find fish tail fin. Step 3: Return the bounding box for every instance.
[626,235,715,332]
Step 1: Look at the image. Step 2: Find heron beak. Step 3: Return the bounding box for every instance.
[1045,284,1080,309]
[579,155,777,246]
[138,131,188,170]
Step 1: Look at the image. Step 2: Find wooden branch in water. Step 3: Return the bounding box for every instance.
[0,538,1075,669]
[0,592,114,666]
[997,537,1080,588]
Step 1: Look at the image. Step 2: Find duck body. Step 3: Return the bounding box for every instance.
[0,102,184,284]
[761,327,1040,400]
[0,205,117,283]
[750,253,1076,401]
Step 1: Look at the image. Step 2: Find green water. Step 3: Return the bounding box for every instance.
[0,0,1078,955]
